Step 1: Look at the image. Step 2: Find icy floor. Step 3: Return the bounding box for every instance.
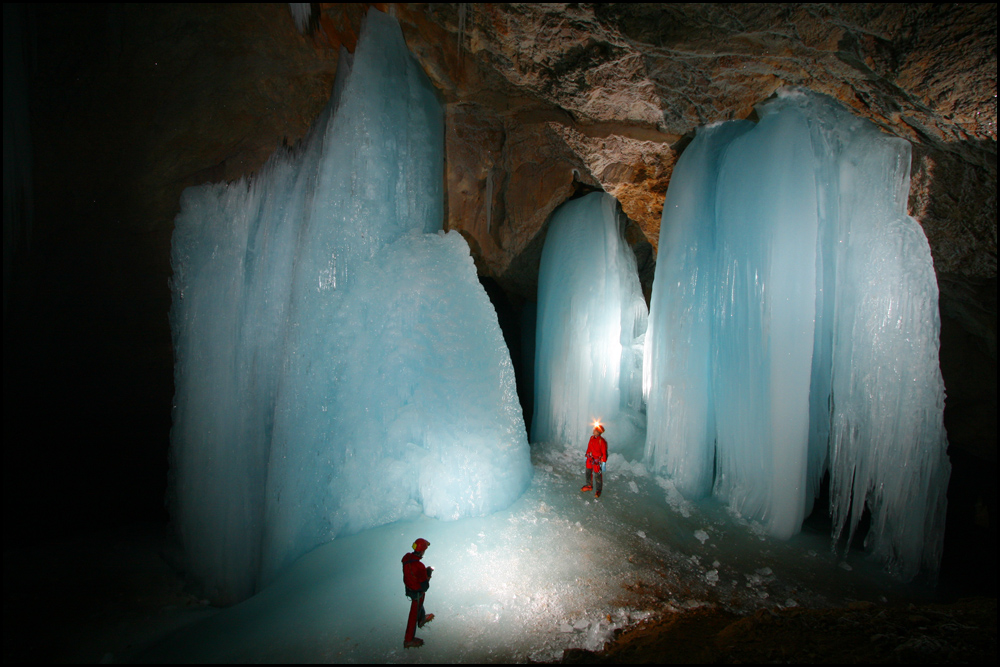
[138,441,922,663]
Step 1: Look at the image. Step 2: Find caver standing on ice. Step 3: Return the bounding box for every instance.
[401,538,435,648]
[581,422,608,498]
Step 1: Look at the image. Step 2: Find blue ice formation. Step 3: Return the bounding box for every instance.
[643,89,950,578]
[169,9,531,603]
[533,192,648,457]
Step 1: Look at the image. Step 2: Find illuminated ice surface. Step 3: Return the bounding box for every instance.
[533,192,648,457]
[138,441,920,663]
[643,90,950,579]
[169,9,530,604]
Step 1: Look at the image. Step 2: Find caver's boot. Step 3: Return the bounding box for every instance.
[404,637,424,648]
[418,614,435,628]
[580,485,593,492]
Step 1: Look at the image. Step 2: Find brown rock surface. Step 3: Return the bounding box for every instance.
[558,597,997,663]
[299,3,995,296]
[390,3,996,284]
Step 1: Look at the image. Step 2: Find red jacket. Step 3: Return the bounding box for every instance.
[402,551,430,592]
[585,435,607,469]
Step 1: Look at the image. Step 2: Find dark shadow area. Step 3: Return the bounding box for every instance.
[801,471,872,555]
[479,276,535,438]
[519,300,537,437]
[918,136,997,600]
[937,273,997,599]
[941,448,998,598]
[3,4,174,544]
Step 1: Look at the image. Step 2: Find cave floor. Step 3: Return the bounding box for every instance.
[3,441,995,663]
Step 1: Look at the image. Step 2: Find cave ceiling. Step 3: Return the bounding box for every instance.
[382,3,997,298]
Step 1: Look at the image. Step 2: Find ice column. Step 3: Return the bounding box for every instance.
[169,9,531,603]
[643,89,950,577]
[713,101,821,539]
[643,121,753,498]
[533,192,648,455]
[820,103,950,579]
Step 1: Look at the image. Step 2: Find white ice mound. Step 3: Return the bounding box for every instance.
[643,89,950,579]
[168,9,531,603]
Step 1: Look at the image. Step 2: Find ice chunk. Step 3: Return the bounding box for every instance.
[533,192,648,457]
[169,9,530,602]
[262,231,532,581]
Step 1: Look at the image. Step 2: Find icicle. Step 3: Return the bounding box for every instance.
[288,3,312,34]
[643,120,754,498]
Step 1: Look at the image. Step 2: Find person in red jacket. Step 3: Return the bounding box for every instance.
[581,423,608,498]
[401,538,434,648]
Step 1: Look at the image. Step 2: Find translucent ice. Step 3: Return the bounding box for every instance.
[818,100,950,579]
[642,121,753,498]
[713,100,821,540]
[533,192,648,457]
[643,89,950,578]
[169,10,531,603]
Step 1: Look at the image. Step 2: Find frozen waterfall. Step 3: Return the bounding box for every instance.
[168,9,531,603]
[643,89,950,579]
[533,192,648,457]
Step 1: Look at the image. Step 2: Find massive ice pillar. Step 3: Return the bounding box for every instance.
[713,102,822,540]
[169,9,531,603]
[820,103,951,579]
[533,192,648,455]
[642,121,754,498]
[643,89,950,578]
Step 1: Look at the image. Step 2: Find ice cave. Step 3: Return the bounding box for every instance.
[5,3,995,664]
